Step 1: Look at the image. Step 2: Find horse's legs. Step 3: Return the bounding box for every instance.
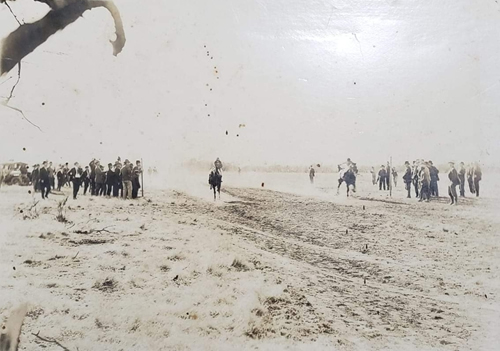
[213,186,216,201]
[217,184,221,199]
[337,179,343,194]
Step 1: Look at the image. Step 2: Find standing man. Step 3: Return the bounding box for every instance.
[403,161,413,198]
[418,163,431,202]
[48,162,55,191]
[132,160,142,199]
[96,164,106,195]
[377,165,387,191]
[56,166,64,191]
[447,162,460,205]
[412,160,420,198]
[458,162,466,197]
[82,166,91,195]
[309,165,315,184]
[39,161,50,199]
[121,160,133,200]
[473,162,482,197]
[106,163,115,196]
[31,164,40,193]
[113,162,123,197]
[63,163,71,187]
[428,161,439,197]
[89,159,96,195]
[467,163,475,194]
[68,162,83,199]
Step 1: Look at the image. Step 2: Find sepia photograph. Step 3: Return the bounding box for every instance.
[0,0,499,350]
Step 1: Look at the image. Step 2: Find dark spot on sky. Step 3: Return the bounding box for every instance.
[100,142,103,145]
[215,70,218,74]
[13,267,16,270]
[22,147,26,151]
[208,114,210,117]
[225,131,228,135]
[354,82,356,85]
[205,104,207,106]
[211,57,213,59]
[217,77,219,79]
[261,183,264,187]
[42,102,45,106]
[204,45,206,48]
[210,88,212,91]
[28,190,31,194]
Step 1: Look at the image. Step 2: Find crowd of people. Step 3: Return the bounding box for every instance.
[29,157,143,200]
[400,160,482,205]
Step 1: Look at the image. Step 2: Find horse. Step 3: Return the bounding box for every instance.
[337,165,357,196]
[208,169,222,200]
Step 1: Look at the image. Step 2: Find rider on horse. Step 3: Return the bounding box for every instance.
[209,158,223,190]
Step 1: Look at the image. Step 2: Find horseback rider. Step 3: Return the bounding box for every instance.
[209,158,223,190]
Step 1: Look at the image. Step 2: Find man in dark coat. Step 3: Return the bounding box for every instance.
[113,163,123,197]
[96,165,106,196]
[89,159,97,195]
[39,161,50,199]
[473,163,482,197]
[132,160,142,199]
[82,166,91,195]
[105,163,115,196]
[402,161,413,198]
[31,164,40,193]
[68,162,83,199]
[458,162,466,197]
[447,162,460,205]
[48,162,55,190]
[467,163,475,194]
[428,161,439,197]
[377,165,387,190]
[56,166,64,191]
[412,160,420,197]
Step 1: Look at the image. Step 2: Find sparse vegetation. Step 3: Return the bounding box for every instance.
[231,258,250,272]
[92,277,118,293]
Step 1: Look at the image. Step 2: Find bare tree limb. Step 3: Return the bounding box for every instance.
[32,331,71,351]
[1,0,126,75]
[3,1,22,25]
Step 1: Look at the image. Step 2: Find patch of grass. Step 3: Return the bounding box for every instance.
[167,253,185,261]
[92,277,118,293]
[231,259,250,272]
[160,264,171,272]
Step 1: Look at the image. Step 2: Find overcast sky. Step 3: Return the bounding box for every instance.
[0,0,499,169]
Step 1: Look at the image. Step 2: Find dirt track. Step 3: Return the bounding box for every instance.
[1,183,499,350]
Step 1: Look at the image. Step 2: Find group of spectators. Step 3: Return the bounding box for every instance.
[30,157,142,200]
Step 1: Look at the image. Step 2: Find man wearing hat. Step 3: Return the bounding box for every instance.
[39,161,50,199]
[402,161,413,198]
[68,162,83,199]
[458,162,466,197]
[31,164,40,193]
[82,166,91,195]
[418,162,431,202]
[105,163,115,196]
[447,162,460,205]
[428,161,440,197]
[377,165,387,191]
[121,159,133,200]
[113,162,123,197]
[132,160,142,199]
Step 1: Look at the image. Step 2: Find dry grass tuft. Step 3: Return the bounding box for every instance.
[231,258,250,272]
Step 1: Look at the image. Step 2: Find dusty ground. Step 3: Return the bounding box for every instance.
[0,172,499,350]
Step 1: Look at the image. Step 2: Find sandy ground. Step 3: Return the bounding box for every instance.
[0,171,499,350]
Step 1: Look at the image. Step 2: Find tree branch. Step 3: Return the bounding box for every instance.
[32,331,71,351]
